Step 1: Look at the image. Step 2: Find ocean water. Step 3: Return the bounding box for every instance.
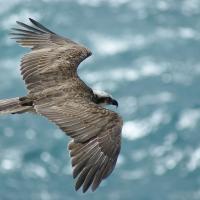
[0,0,200,199]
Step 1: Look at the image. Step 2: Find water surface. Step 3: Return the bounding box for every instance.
[0,0,200,199]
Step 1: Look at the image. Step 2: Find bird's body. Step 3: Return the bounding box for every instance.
[0,18,123,192]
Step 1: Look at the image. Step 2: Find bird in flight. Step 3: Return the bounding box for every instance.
[0,18,123,192]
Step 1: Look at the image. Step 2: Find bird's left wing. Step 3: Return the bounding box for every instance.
[34,97,123,192]
[11,18,77,49]
[11,18,92,94]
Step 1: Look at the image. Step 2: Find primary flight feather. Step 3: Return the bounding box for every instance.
[0,18,123,192]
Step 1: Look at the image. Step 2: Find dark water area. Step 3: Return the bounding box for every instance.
[0,0,200,199]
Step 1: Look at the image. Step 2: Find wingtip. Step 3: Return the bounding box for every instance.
[29,18,35,23]
[16,18,34,24]
[73,168,78,178]
[74,183,91,193]
[75,185,79,191]
[75,181,82,192]
[91,186,97,192]
[82,184,91,193]
[16,21,21,25]
[82,188,88,193]
[91,181,100,192]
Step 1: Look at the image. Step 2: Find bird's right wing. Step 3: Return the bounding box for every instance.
[11,18,92,94]
[34,97,123,192]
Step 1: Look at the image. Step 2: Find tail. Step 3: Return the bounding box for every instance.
[0,97,33,115]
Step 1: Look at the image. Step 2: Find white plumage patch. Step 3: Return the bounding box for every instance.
[93,89,112,98]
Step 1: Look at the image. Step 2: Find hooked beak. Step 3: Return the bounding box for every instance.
[111,99,118,108]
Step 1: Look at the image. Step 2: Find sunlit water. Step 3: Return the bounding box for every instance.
[0,0,200,199]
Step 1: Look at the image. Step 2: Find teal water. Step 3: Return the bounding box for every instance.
[1,0,200,199]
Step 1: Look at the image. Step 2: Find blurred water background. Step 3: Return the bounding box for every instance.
[0,0,200,199]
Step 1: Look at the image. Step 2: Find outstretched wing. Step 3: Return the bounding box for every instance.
[34,98,123,192]
[11,18,92,93]
[11,18,123,192]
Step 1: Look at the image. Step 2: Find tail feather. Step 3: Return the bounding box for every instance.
[0,97,32,115]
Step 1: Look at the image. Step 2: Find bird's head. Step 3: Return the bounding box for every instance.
[93,90,118,107]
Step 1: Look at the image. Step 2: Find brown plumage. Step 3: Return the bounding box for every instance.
[0,18,123,192]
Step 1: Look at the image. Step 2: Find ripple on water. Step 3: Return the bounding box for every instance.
[120,169,147,181]
[1,10,40,30]
[176,109,200,130]
[187,147,200,171]
[0,149,22,172]
[3,127,14,137]
[83,59,167,88]
[23,163,47,179]
[154,150,183,175]
[122,109,170,140]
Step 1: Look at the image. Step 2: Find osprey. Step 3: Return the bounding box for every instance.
[0,18,123,192]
